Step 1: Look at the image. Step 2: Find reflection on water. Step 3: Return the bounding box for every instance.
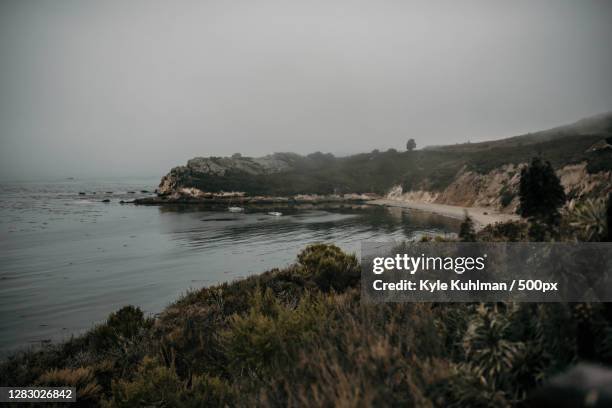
[158,206,459,257]
[0,180,459,355]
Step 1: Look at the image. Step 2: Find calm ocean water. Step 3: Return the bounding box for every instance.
[0,178,460,355]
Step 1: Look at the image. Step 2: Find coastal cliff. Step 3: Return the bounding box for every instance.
[386,161,612,213]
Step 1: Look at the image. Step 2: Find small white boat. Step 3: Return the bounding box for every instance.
[228,206,244,213]
[268,211,283,216]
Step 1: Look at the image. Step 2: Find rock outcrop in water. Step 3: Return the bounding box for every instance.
[157,153,300,196]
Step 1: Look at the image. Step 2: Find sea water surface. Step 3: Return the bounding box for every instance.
[0,178,460,355]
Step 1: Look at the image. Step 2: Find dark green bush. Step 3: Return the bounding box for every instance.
[586,150,612,173]
[296,243,360,291]
[89,305,153,351]
[478,221,528,242]
[499,186,515,208]
[459,214,477,242]
[221,289,326,377]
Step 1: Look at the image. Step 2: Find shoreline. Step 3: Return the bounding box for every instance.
[133,194,377,206]
[132,194,521,229]
[370,199,521,229]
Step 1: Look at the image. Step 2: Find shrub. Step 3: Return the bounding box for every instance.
[462,306,525,385]
[478,221,528,242]
[106,357,233,407]
[89,306,153,351]
[567,198,608,241]
[586,150,612,173]
[296,244,360,292]
[430,363,510,408]
[221,289,326,377]
[499,186,515,208]
[459,213,477,242]
[37,367,102,405]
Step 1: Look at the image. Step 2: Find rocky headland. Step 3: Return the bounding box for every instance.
[139,113,612,221]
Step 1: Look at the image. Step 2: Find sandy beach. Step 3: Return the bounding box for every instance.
[370,199,521,229]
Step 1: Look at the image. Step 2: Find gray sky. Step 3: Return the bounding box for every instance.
[1,0,611,180]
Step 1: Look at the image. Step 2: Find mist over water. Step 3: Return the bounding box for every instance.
[1,0,611,180]
[0,179,459,354]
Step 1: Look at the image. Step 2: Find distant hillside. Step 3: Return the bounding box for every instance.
[424,111,612,153]
[157,112,612,197]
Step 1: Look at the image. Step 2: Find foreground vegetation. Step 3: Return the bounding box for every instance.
[2,218,612,407]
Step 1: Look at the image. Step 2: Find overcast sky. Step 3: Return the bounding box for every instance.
[1,0,611,180]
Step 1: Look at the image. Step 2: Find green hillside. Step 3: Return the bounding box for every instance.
[180,113,611,196]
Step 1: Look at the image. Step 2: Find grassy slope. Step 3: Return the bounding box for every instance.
[2,239,612,407]
[184,113,612,196]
